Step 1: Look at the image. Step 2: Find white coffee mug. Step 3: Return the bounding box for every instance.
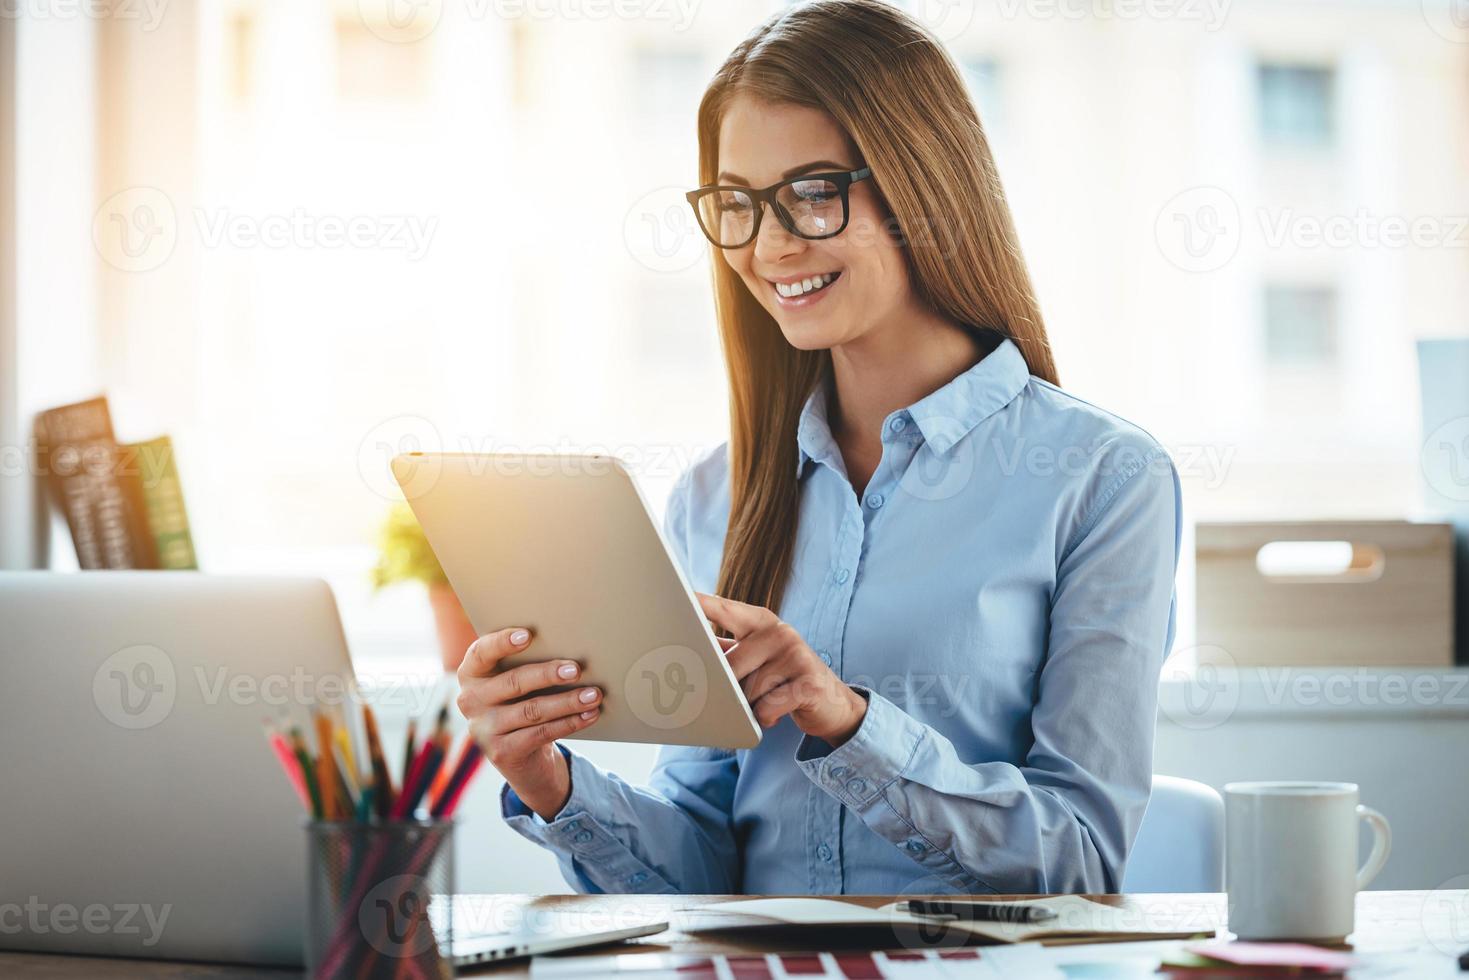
[1225,781,1391,942]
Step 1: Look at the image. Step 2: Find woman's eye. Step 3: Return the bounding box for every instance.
[717,195,753,213]
[791,181,837,204]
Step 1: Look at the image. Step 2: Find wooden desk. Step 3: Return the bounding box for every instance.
[2,891,1464,978]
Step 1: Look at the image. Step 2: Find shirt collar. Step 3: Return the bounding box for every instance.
[795,337,1030,479]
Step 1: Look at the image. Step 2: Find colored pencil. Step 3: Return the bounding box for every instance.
[263,721,311,812]
[401,719,418,791]
[333,720,360,792]
[432,741,483,819]
[289,726,322,819]
[315,712,340,821]
[361,704,395,819]
[332,739,360,809]
[392,738,445,820]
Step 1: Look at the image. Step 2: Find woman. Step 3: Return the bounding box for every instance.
[456,0,1181,895]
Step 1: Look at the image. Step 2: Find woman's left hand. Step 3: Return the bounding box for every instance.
[696,592,867,746]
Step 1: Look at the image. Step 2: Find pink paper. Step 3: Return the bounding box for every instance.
[1187,942,1356,970]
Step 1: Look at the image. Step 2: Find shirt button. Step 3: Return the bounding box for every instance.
[846,778,868,796]
[564,820,581,833]
[573,830,593,844]
[835,568,850,584]
[830,766,851,780]
[889,416,908,433]
[817,842,833,862]
[906,839,925,855]
[865,493,884,509]
[627,871,649,886]
[818,651,832,667]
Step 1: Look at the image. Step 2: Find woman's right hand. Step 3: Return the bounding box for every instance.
[456,627,602,820]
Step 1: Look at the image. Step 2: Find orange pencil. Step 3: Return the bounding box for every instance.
[314,712,340,821]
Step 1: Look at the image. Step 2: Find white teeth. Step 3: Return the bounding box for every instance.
[774,274,837,299]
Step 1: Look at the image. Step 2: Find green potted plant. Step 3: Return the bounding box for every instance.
[371,503,478,672]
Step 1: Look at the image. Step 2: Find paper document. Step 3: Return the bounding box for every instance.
[677,895,1212,946]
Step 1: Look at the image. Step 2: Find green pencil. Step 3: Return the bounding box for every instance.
[290,726,323,819]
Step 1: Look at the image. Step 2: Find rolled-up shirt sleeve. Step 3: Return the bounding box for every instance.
[501,744,741,893]
[794,444,1182,894]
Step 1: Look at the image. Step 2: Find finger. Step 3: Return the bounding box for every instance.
[494,706,600,759]
[722,622,791,681]
[466,658,581,711]
[696,592,778,640]
[459,627,534,679]
[751,681,801,729]
[723,634,776,681]
[488,687,602,735]
[716,635,737,652]
[741,657,795,705]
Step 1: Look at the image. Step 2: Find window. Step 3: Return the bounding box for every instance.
[1258,64,1335,147]
[631,48,705,144]
[962,58,1003,140]
[1264,285,1337,366]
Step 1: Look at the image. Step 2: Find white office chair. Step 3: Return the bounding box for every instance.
[1122,775,1225,893]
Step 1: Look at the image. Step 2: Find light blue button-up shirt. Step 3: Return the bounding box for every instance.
[503,338,1182,895]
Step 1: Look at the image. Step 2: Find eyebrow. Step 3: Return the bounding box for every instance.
[715,160,853,185]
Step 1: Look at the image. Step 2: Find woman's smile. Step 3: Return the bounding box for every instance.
[766,270,843,308]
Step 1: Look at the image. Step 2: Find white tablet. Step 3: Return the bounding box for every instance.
[392,452,761,750]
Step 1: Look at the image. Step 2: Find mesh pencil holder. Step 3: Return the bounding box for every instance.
[305,819,456,980]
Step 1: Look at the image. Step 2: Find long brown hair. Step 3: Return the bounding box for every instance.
[700,0,1057,614]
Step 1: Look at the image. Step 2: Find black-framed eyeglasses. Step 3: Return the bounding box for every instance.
[685,167,873,249]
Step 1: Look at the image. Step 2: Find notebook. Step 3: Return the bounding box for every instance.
[677,896,1214,946]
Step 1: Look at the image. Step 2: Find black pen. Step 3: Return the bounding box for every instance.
[902,900,1057,924]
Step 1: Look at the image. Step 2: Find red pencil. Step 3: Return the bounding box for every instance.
[432,742,484,819]
[391,737,444,820]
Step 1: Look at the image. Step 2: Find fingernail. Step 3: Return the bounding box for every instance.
[578,688,598,703]
[557,662,578,679]
[580,709,597,720]
[510,629,530,646]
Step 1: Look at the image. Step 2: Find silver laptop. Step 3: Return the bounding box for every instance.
[0,572,669,968]
[0,572,354,966]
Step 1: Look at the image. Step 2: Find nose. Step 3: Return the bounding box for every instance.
[752,201,805,266]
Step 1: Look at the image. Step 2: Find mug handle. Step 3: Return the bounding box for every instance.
[1356,804,1391,890]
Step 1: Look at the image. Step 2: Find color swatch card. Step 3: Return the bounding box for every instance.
[531,949,994,979]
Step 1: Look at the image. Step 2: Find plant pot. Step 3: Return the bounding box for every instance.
[428,582,479,673]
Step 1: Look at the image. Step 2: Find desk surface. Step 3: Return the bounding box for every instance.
[2,890,1464,978]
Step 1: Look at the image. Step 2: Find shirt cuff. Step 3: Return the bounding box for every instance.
[794,686,927,809]
[499,747,666,892]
